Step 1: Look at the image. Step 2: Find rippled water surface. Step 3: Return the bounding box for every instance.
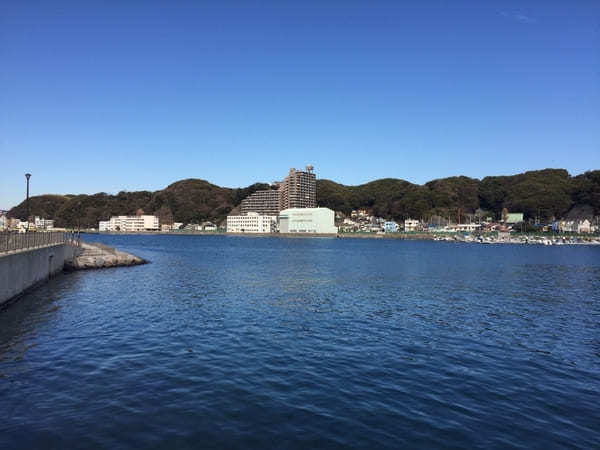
[1,235,599,449]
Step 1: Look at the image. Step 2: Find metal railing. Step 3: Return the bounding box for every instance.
[0,231,80,254]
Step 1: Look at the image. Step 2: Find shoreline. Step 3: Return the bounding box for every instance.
[80,231,600,245]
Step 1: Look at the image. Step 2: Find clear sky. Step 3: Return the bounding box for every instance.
[1,0,599,209]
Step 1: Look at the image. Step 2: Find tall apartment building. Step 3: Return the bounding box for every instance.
[278,166,316,211]
[239,165,317,215]
[241,189,280,216]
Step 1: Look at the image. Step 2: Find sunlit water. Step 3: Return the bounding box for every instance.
[1,235,599,448]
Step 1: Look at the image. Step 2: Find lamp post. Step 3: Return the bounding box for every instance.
[25,173,31,230]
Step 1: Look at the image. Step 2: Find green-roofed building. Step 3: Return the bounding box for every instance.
[506,213,524,224]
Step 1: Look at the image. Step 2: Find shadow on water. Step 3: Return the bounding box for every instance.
[0,272,82,368]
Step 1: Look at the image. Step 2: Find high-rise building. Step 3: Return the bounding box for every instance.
[278,166,316,211]
[238,165,317,215]
[241,189,280,216]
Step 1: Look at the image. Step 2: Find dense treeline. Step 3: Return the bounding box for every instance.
[316,169,600,222]
[8,180,271,228]
[7,169,600,227]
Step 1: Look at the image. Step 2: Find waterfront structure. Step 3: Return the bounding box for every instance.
[279,207,337,234]
[241,189,280,216]
[227,212,277,233]
[384,221,398,233]
[278,166,317,211]
[102,215,160,232]
[404,219,420,232]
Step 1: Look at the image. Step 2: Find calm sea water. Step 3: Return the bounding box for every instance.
[1,235,599,449]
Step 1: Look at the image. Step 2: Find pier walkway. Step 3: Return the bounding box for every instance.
[0,231,79,255]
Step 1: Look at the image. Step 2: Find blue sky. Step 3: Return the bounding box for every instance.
[1,0,599,209]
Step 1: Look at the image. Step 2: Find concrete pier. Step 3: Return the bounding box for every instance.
[0,243,79,307]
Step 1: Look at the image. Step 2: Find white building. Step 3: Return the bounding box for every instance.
[278,207,338,234]
[0,215,7,231]
[104,215,159,232]
[99,220,110,232]
[384,221,398,233]
[455,223,481,232]
[34,216,54,230]
[161,222,183,232]
[227,212,277,233]
[404,218,420,232]
[577,219,592,234]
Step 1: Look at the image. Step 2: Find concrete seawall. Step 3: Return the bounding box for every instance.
[0,243,78,307]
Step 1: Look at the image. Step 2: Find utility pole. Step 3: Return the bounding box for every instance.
[25,173,31,231]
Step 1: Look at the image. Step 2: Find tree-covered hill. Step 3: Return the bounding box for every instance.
[7,169,600,227]
[316,169,600,222]
[8,180,271,228]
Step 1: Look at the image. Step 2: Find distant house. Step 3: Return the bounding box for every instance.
[551,219,594,233]
[577,219,591,233]
[384,221,398,233]
[201,221,217,231]
[404,219,420,232]
[455,223,481,232]
[505,213,524,224]
[34,216,54,230]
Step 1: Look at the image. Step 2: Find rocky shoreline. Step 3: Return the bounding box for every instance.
[66,242,146,270]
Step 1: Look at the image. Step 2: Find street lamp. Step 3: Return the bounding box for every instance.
[25,173,31,229]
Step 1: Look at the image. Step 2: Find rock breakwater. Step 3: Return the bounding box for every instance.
[66,242,146,270]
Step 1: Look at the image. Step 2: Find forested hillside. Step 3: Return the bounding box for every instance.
[316,169,599,222]
[8,169,600,227]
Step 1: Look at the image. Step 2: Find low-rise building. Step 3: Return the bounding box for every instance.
[8,218,20,230]
[577,219,592,233]
[384,221,398,233]
[0,215,7,231]
[161,222,183,232]
[278,207,337,234]
[227,213,277,233]
[455,223,481,232]
[102,215,160,232]
[34,216,54,230]
[404,218,420,232]
[505,213,524,224]
[201,221,217,231]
